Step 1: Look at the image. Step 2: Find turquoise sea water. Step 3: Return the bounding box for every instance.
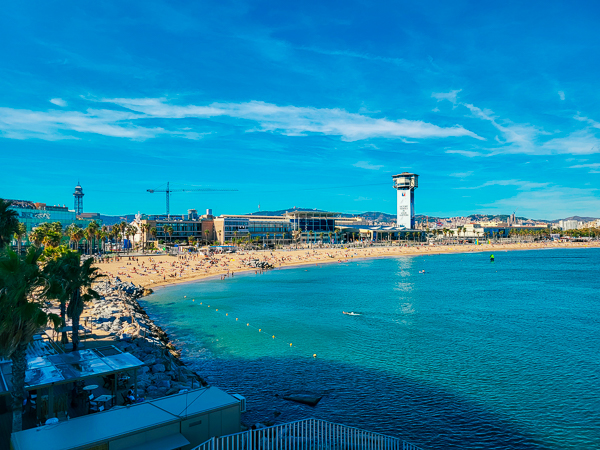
[140,248,600,449]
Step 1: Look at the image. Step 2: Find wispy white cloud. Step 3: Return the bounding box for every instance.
[0,107,198,141]
[353,161,383,170]
[481,185,600,219]
[50,98,67,107]
[540,130,600,155]
[574,113,600,129]
[463,103,544,155]
[102,98,483,142]
[297,46,406,66]
[446,149,487,158]
[0,97,483,142]
[449,171,473,178]
[558,91,565,101]
[431,89,462,104]
[457,179,550,190]
[569,162,600,169]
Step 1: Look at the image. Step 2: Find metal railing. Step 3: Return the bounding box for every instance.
[191,418,424,450]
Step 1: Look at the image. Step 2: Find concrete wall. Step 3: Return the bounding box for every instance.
[110,423,180,450]
[180,405,241,449]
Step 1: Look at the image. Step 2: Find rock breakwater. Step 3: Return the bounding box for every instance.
[91,280,207,400]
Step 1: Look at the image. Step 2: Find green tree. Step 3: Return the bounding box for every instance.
[0,247,60,432]
[45,251,103,351]
[165,225,174,243]
[85,221,99,255]
[0,199,19,250]
[14,222,27,255]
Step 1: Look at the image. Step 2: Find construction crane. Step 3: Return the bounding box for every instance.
[147,182,237,218]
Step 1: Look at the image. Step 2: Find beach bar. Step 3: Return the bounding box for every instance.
[10,387,243,450]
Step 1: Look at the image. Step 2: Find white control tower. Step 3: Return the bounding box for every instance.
[392,173,418,229]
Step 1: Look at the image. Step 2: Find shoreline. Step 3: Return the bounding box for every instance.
[96,241,600,292]
[79,242,599,419]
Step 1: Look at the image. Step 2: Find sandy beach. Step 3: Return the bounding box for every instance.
[95,240,600,290]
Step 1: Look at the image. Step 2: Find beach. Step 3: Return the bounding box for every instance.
[95,240,600,290]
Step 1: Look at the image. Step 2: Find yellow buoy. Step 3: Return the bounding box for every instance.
[290,343,292,347]
[236,318,238,321]
[226,313,228,316]
[259,329,261,332]
[272,335,275,339]
[247,323,249,326]
[216,309,218,311]
[313,354,317,358]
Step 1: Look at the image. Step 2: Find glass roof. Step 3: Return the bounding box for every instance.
[0,346,144,394]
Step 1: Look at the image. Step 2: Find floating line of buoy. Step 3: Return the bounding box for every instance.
[189,297,320,357]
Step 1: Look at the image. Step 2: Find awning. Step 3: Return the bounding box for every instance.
[127,433,190,450]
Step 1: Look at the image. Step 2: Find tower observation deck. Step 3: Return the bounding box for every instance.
[392,173,418,229]
[73,183,84,215]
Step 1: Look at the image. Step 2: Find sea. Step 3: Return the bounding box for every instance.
[139,248,600,449]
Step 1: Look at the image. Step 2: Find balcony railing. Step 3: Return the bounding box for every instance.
[191,418,424,450]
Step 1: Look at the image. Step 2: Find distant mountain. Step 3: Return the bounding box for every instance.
[97,209,598,226]
[247,207,329,216]
[551,216,599,223]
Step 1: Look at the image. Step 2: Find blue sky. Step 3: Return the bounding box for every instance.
[1,1,600,219]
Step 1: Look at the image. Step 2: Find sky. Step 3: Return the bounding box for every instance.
[1,1,600,220]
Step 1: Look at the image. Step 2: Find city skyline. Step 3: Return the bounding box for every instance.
[2,1,600,218]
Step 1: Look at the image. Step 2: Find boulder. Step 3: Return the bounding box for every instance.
[151,363,166,373]
[157,380,171,389]
[282,394,322,407]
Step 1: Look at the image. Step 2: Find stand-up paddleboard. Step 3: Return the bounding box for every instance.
[343,311,361,316]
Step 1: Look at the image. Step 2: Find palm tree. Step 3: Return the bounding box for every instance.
[42,229,62,248]
[29,227,45,248]
[126,225,137,252]
[204,229,209,245]
[0,247,60,432]
[319,232,324,247]
[328,231,333,245]
[73,226,85,252]
[150,226,158,250]
[85,222,97,255]
[13,222,27,255]
[265,233,270,248]
[46,251,103,351]
[292,230,302,248]
[165,225,174,244]
[66,224,79,250]
[0,199,19,250]
[308,230,314,248]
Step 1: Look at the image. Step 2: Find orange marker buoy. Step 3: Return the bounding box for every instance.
[236,318,238,321]
[216,309,218,311]
[226,313,228,316]
[247,323,249,326]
